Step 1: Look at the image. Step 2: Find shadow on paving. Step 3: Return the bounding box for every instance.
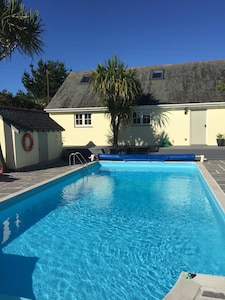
[0,174,19,183]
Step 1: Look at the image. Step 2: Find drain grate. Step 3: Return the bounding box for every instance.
[202,291,225,299]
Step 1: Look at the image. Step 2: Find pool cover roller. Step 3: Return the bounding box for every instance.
[98,153,196,161]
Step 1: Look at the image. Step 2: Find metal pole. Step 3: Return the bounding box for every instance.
[46,69,50,104]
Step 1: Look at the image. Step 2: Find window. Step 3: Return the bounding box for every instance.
[151,69,164,79]
[133,112,151,125]
[133,112,141,124]
[80,75,90,83]
[75,114,83,125]
[143,113,151,124]
[84,113,91,125]
[75,113,92,126]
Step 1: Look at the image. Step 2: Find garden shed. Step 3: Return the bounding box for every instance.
[0,107,64,170]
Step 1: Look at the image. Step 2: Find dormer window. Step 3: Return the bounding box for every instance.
[80,75,90,83]
[151,70,164,79]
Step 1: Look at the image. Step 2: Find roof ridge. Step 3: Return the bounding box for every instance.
[0,106,45,114]
[70,59,225,73]
[132,59,225,69]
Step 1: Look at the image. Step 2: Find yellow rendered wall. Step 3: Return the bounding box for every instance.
[0,118,6,158]
[160,109,190,146]
[49,112,110,146]
[0,122,29,169]
[13,131,39,169]
[50,109,191,146]
[119,107,225,146]
[13,131,63,169]
[119,108,190,146]
[48,131,63,159]
[207,107,225,145]
[158,107,225,146]
[49,106,225,147]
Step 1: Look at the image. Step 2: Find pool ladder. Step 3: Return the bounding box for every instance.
[69,152,88,174]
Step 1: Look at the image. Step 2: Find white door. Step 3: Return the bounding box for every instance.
[190,110,207,145]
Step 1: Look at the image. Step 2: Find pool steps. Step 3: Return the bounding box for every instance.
[69,152,89,175]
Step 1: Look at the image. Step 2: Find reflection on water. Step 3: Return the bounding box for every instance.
[0,191,59,248]
[0,173,114,248]
[1,218,11,244]
[61,174,114,208]
[15,213,21,228]
[1,213,22,245]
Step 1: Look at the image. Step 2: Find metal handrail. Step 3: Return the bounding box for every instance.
[69,152,88,174]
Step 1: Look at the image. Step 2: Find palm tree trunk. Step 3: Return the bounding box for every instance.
[113,128,118,148]
[0,143,8,172]
[111,116,120,148]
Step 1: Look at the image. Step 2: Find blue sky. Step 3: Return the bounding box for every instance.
[1,0,225,94]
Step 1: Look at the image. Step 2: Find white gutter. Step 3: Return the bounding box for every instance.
[45,107,107,113]
[134,102,225,109]
[45,102,225,113]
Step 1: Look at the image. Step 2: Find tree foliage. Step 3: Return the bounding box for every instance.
[0,89,44,109]
[0,0,44,60]
[217,80,225,92]
[91,55,142,147]
[0,0,45,171]
[22,59,70,104]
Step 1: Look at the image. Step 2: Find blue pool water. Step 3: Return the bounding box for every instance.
[1,162,225,300]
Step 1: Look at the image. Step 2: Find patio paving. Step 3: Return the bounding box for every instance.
[204,160,225,194]
[0,161,75,200]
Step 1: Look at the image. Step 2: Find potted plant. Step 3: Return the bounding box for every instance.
[216,133,225,146]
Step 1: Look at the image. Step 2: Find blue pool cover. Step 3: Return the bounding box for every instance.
[98,153,196,161]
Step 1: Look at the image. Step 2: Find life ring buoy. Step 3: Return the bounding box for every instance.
[22,133,34,152]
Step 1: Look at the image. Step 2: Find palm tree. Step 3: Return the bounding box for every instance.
[0,0,44,172]
[0,0,44,60]
[91,55,141,147]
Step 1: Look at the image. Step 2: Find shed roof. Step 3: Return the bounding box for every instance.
[46,60,225,109]
[0,107,64,131]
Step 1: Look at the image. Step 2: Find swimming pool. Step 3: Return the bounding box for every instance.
[0,162,225,300]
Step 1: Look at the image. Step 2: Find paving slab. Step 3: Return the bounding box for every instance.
[0,163,80,201]
[164,272,225,300]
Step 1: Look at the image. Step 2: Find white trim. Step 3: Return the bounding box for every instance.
[11,125,19,133]
[134,102,225,109]
[45,107,107,113]
[45,102,225,113]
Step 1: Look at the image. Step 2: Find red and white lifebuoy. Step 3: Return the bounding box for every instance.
[22,133,34,152]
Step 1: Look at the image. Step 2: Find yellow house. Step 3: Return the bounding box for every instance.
[45,60,225,148]
[0,107,64,170]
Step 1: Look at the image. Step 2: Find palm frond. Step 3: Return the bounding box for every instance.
[0,0,44,60]
[90,55,142,146]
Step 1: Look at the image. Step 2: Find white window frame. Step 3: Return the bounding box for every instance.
[75,113,92,127]
[132,112,151,125]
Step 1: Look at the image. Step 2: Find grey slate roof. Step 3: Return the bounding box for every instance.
[46,60,225,109]
[0,107,64,131]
